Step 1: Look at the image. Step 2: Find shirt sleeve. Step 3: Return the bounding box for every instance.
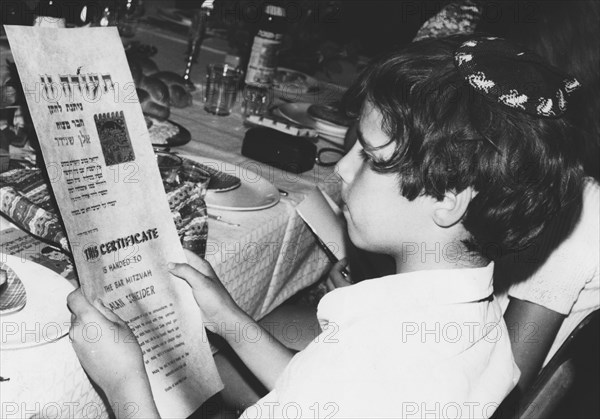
[508,179,600,315]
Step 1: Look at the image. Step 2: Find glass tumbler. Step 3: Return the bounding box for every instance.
[204,64,242,116]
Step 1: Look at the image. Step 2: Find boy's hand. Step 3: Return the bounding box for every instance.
[67,289,149,398]
[324,258,353,291]
[171,251,242,325]
[177,252,294,390]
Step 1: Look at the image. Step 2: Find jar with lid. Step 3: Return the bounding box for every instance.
[33,0,66,27]
[244,3,286,87]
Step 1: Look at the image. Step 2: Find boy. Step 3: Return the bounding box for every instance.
[68,36,582,418]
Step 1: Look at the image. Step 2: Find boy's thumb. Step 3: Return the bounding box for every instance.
[94,298,124,323]
[169,262,205,289]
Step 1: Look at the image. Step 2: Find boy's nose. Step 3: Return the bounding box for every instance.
[335,147,358,185]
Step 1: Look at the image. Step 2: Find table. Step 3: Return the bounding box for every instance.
[0,18,345,419]
[131,21,345,319]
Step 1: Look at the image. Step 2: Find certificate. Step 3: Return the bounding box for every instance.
[6,26,223,417]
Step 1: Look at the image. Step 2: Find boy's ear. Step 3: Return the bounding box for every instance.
[432,187,475,228]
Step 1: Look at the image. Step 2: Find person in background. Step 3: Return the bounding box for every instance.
[67,36,583,418]
[479,0,598,180]
[476,0,600,394]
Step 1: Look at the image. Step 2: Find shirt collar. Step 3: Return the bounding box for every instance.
[318,263,494,322]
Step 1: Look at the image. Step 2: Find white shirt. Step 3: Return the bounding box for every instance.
[242,263,520,418]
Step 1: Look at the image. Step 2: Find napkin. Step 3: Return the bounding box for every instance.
[0,261,26,313]
[296,186,347,261]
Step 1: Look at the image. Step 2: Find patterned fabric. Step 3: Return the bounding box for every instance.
[0,167,208,258]
[0,168,69,251]
[414,0,482,41]
[165,175,209,256]
[455,36,581,117]
[0,261,26,312]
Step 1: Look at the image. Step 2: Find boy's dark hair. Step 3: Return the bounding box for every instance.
[344,36,583,259]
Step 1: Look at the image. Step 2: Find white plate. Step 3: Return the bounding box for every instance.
[273,68,319,97]
[0,254,75,350]
[177,155,280,211]
[275,102,315,128]
[313,118,349,136]
[318,132,345,148]
[276,103,348,138]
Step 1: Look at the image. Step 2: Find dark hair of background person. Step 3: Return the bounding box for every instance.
[343,35,583,262]
[478,0,600,180]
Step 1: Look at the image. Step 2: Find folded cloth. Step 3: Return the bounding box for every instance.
[0,262,27,313]
[0,167,208,258]
[0,168,69,251]
[166,180,209,256]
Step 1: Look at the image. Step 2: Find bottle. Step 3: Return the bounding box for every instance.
[182,0,214,88]
[73,1,98,27]
[244,3,286,87]
[118,0,145,37]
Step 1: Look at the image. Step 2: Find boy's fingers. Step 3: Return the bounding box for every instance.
[329,259,352,288]
[169,262,209,288]
[330,272,351,288]
[334,258,348,269]
[184,251,217,277]
[324,278,336,292]
[93,298,123,323]
[68,289,120,326]
[67,288,92,317]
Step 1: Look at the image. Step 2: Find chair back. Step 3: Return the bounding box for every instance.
[502,309,600,418]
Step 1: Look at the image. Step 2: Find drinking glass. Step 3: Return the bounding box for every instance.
[204,64,242,116]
